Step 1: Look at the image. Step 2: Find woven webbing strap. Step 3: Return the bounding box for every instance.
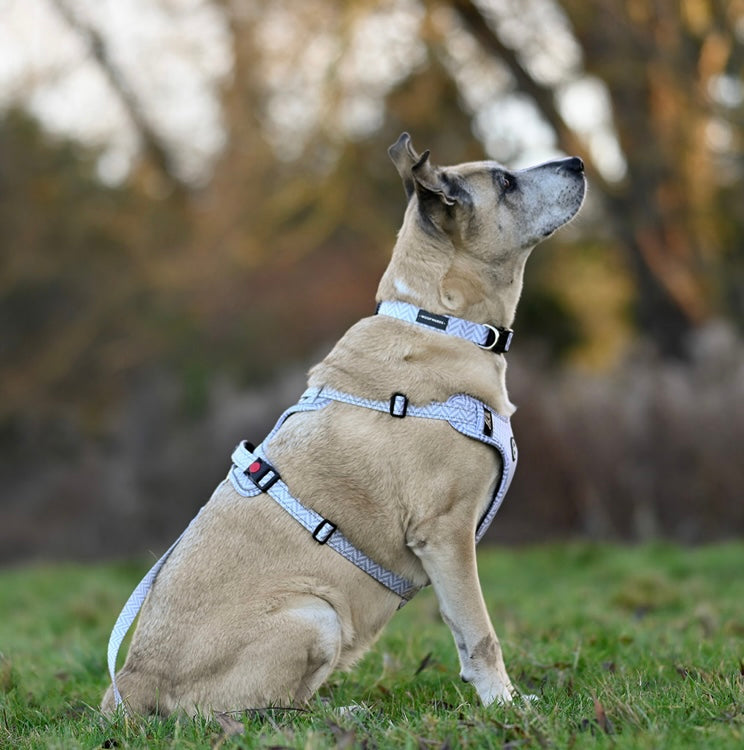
[229,441,419,601]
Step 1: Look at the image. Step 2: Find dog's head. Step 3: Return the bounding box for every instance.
[383,133,586,321]
[389,132,585,254]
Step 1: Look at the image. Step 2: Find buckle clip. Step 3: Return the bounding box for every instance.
[389,393,408,418]
[312,519,337,544]
[479,325,513,353]
[244,457,281,492]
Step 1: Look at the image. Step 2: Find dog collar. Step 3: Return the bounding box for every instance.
[375,300,513,353]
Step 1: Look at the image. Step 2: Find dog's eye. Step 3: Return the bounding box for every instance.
[500,173,515,192]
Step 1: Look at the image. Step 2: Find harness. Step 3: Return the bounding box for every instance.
[106,301,518,707]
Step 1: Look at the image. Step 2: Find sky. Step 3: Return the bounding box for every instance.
[0,0,231,183]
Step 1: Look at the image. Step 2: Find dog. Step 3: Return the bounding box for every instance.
[102,133,585,716]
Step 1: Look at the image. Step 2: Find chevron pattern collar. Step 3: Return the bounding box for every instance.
[375,300,513,353]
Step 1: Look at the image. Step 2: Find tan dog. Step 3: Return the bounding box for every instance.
[102,133,585,716]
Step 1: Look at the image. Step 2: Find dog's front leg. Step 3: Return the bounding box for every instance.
[408,523,514,706]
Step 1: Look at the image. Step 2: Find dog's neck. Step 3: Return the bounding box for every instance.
[377,210,530,331]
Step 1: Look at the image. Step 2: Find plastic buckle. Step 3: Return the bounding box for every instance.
[312,519,337,544]
[389,393,408,418]
[244,457,281,492]
[479,325,513,353]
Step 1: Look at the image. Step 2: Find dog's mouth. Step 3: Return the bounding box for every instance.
[533,203,583,244]
[544,184,586,239]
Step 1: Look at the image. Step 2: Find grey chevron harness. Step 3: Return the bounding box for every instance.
[229,383,517,599]
[106,300,518,708]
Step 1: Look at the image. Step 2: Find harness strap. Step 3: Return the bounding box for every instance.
[229,441,420,602]
[376,300,514,353]
[299,385,493,433]
[295,386,517,543]
[106,492,213,709]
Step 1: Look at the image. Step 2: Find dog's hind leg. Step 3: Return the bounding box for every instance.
[287,596,344,704]
[101,594,344,716]
[178,593,344,713]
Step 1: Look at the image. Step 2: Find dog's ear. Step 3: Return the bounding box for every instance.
[388,132,420,201]
[410,150,457,208]
[388,133,461,209]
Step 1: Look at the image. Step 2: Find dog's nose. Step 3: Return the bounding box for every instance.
[559,156,584,174]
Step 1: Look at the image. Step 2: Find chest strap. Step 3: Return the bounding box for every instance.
[284,386,517,542]
[229,440,420,601]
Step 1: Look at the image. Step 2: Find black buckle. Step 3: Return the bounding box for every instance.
[480,325,513,353]
[244,457,280,492]
[389,393,408,418]
[312,519,337,544]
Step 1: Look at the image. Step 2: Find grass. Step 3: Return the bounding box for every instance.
[1,542,743,749]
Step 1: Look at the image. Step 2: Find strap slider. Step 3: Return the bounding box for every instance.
[312,519,337,544]
[244,457,281,492]
[479,325,513,353]
[389,392,409,418]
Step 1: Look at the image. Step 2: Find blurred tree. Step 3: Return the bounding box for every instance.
[2,0,744,561]
[0,108,190,431]
[560,0,742,355]
[49,0,190,198]
[3,0,743,429]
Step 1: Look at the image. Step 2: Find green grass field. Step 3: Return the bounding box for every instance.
[1,543,743,749]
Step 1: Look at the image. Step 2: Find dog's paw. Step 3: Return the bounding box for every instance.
[479,684,539,708]
[477,684,515,707]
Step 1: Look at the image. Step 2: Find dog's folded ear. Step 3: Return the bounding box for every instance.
[410,150,457,208]
[388,133,459,208]
[388,132,420,201]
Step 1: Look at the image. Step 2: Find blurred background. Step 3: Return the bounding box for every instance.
[1,0,742,564]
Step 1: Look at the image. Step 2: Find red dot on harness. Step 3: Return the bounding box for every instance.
[248,461,261,473]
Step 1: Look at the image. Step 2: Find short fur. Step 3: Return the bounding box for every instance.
[102,133,585,715]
